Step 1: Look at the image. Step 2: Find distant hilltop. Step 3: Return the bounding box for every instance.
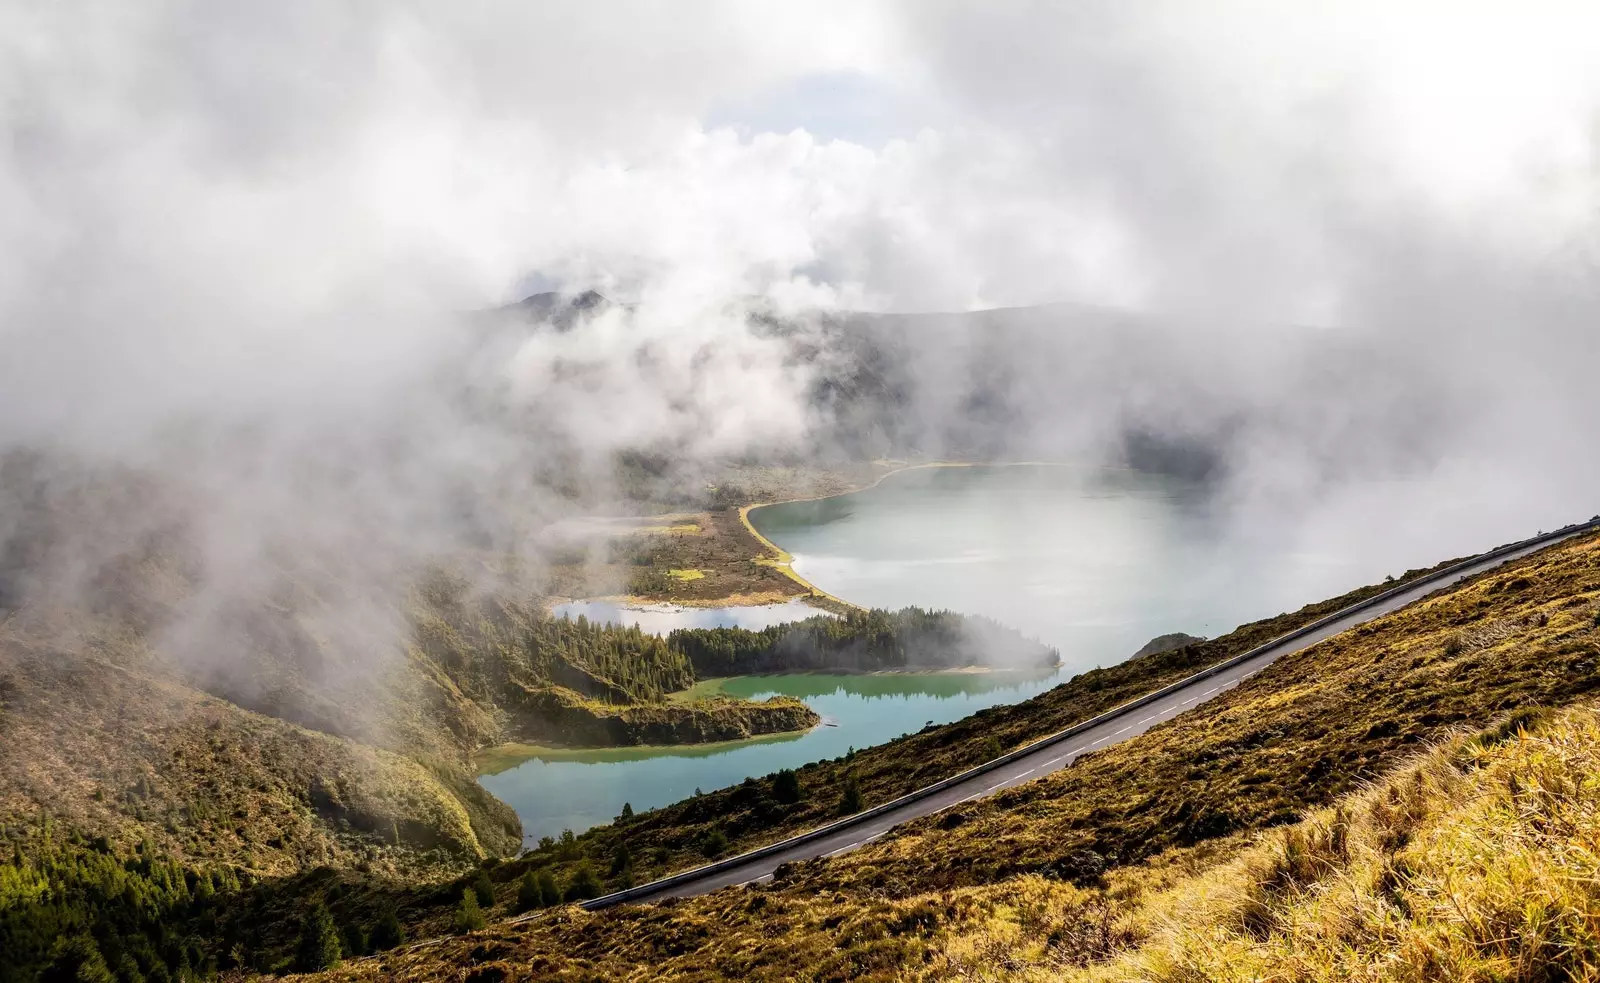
[503,289,613,330]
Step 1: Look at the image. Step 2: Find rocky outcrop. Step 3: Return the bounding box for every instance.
[1130,632,1206,660]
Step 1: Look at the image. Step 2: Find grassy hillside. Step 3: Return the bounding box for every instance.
[0,654,516,873]
[306,530,1600,981]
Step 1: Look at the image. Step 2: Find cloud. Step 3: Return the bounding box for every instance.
[2,0,1600,703]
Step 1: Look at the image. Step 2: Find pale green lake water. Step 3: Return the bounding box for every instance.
[484,464,1393,842]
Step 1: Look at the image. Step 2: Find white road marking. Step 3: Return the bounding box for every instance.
[824,832,884,858]
[1136,715,1154,724]
[1091,736,1109,746]
[1113,725,1132,735]
[1180,696,1197,705]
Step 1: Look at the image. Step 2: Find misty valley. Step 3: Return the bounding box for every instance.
[478,464,1448,843]
[9,7,1600,981]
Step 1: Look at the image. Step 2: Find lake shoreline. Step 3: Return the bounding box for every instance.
[474,724,825,776]
[478,665,1063,765]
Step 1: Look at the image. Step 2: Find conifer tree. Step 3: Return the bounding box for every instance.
[41,935,115,983]
[454,889,486,933]
[295,902,343,971]
[115,953,147,983]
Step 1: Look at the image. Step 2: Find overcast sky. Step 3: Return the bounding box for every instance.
[3,1,1600,620]
[7,1,1600,323]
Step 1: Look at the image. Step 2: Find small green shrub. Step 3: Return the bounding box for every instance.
[557,829,580,861]
[610,841,633,875]
[564,864,602,902]
[537,869,562,907]
[454,890,486,933]
[700,828,729,858]
[340,922,367,959]
[773,768,803,804]
[471,870,495,908]
[369,908,406,950]
[838,774,865,816]
[516,871,542,912]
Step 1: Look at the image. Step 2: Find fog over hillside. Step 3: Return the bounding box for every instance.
[3,0,1600,692]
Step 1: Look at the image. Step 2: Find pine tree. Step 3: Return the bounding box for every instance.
[295,902,343,971]
[619,801,634,820]
[454,889,486,933]
[41,935,115,983]
[116,953,147,983]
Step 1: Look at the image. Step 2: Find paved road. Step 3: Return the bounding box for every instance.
[582,528,1591,909]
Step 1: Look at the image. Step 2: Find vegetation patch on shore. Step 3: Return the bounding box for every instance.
[670,607,1059,676]
[497,685,818,748]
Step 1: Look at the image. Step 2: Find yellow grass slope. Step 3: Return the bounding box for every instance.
[933,703,1600,983]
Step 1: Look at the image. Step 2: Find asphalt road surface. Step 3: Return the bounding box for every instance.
[585,529,1588,908]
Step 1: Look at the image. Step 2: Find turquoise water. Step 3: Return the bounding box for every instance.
[478,669,1059,842]
[750,464,1376,673]
[485,464,1394,842]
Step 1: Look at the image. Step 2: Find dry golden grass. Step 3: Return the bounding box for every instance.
[928,702,1600,983]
